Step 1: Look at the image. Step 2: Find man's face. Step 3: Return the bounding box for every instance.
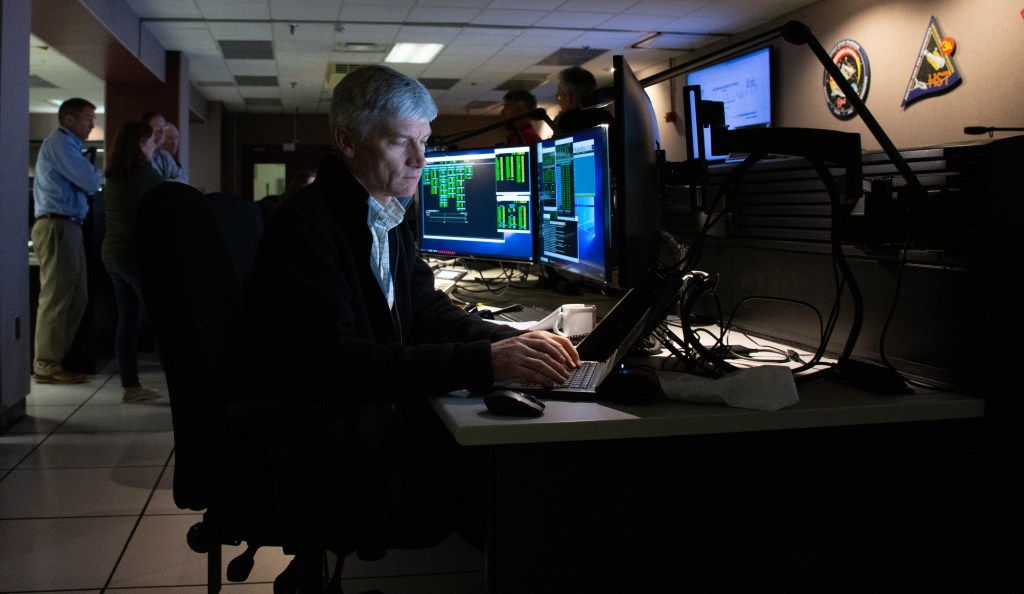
[501,99,529,119]
[148,115,167,144]
[556,84,575,112]
[63,107,96,142]
[163,124,179,153]
[335,117,431,201]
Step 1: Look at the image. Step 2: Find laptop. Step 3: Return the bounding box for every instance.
[497,273,683,398]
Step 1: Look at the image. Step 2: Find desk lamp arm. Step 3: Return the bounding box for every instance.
[781,21,925,203]
[430,108,558,150]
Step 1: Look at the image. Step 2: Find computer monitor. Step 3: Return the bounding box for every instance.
[537,126,612,285]
[686,46,772,159]
[612,54,663,288]
[418,144,535,264]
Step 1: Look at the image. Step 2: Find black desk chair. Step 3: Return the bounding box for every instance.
[137,181,288,590]
[138,182,466,592]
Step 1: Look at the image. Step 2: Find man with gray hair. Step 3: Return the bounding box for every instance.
[555,65,615,134]
[243,65,579,579]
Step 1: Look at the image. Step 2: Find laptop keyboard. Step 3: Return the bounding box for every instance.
[498,305,553,323]
[561,360,599,389]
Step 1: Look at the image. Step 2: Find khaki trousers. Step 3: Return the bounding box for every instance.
[32,218,88,375]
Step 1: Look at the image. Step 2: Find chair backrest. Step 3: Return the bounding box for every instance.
[205,192,264,282]
[138,182,254,511]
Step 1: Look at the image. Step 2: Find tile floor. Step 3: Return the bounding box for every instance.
[0,354,485,593]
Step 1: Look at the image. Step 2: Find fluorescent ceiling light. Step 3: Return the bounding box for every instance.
[385,43,444,64]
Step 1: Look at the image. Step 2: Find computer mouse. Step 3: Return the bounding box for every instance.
[597,369,660,405]
[483,389,545,417]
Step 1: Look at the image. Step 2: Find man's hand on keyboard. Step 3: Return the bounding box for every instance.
[491,331,581,388]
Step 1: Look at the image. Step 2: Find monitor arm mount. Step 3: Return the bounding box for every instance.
[428,108,559,151]
[662,21,918,394]
[781,20,927,207]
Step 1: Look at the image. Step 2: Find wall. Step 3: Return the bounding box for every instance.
[638,0,1024,161]
[0,0,32,431]
[211,111,513,195]
[188,102,223,194]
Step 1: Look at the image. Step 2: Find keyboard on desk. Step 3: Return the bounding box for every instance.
[497,304,552,323]
[562,360,599,390]
[497,360,602,394]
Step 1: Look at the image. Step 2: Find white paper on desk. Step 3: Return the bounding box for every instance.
[658,365,799,411]
[482,319,536,331]
[480,309,561,332]
[528,309,560,331]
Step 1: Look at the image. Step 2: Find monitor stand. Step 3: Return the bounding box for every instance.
[540,265,583,296]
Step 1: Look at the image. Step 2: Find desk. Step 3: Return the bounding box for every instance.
[431,382,986,592]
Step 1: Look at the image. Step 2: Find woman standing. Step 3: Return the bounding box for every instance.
[102,121,165,403]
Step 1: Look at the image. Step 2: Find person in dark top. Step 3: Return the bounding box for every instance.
[501,89,543,145]
[554,65,615,133]
[102,121,165,403]
[243,65,580,557]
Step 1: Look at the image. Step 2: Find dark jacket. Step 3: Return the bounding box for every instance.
[243,151,519,554]
[555,106,615,135]
[101,163,164,273]
[243,150,520,409]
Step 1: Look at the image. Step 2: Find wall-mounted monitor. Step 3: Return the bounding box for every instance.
[686,46,772,159]
[418,144,535,264]
[537,126,612,285]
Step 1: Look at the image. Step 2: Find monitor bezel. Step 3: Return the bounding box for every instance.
[536,125,613,286]
[612,54,663,289]
[417,144,537,265]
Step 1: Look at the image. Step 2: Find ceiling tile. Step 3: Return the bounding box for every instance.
[268,0,342,21]
[30,0,825,116]
[406,6,482,23]
[208,21,274,40]
[536,47,609,66]
[126,0,203,19]
[338,5,413,22]
[471,9,547,27]
[555,0,632,12]
[224,58,279,76]
[596,13,692,31]
[235,75,279,86]
[533,11,611,29]
[395,26,462,44]
[196,0,271,19]
[219,40,274,60]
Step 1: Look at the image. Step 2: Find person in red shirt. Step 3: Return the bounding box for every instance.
[501,89,543,146]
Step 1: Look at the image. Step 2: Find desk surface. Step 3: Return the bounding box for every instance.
[431,380,984,446]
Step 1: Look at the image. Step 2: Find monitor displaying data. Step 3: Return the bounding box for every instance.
[686,46,772,160]
[537,126,612,284]
[418,145,535,263]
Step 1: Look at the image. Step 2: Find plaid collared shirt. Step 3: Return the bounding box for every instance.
[366,195,409,309]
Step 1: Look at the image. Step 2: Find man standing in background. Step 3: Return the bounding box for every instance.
[500,89,543,146]
[142,111,188,183]
[161,121,182,168]
[31,98,103,384]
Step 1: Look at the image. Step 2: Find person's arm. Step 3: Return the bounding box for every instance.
[54,135,103,194]
[245,205,495,403]
[152,149,188,183]
[491,331,580,387]
[403,245,579,387]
